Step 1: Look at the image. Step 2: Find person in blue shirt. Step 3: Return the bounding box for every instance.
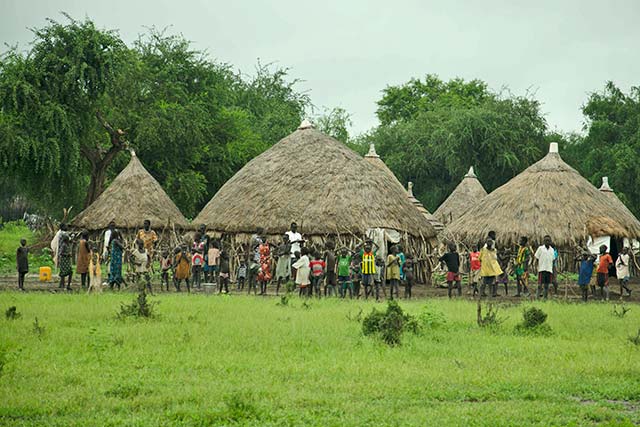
[577,251,596,302]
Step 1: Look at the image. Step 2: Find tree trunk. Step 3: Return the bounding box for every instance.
[84,159,111,208]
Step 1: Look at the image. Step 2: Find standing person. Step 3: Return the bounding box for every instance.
[136,220,158,257]
[309,251,326,298]
[236,260,247,291]
[50,223,68,268]
[551,242,559,295]
[468,245,481,296]
[515,237,531,297]
[496,251,510,296]
[374,256,386,301]
[324,241,337,297]
[207,240,221,285]
[219,251,230,294]
[577,251,596,302]
[596,244,613,301]
[160,249,172,292]
[102,221,116,260]
[616,247,632,298]
[274,235,291,295]
[403,255,415,299]
[285,222,304,276]
[108,230,126,290]
[132,239,152,294]
[191,244,204,290]
[174,244,191,293]
[359,240,378,299]
[257,239,273,295]
[439,244,461,298]
[76,230,91,289]
[293,247,311,297]
[57,233,73,291]
[386,246,401,300]
[88,243,102,293]
[198,224,211,281]
[478,238,502,298]
[397,245,406,287]
[337,248,353,299]
[534,235,555,300]
[16,238,28,291]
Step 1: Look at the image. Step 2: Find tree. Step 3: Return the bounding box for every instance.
[315,107,352,143]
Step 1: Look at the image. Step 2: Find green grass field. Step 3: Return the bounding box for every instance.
[1,293,639,426]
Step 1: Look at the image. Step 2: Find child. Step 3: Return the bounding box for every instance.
[374,256,385,301]
[132,239,152,294]
[219,251,230,294]
[616,247,632,298]
[192,244,204,289]
[403,255,415,299]
[439,244,461,298]
[496,251,510,296]
[577,251,596,302]
[386,245,401,300]
[309,251,326,298]
[596,244,613,301]
[292,247,311,297]
[515,237,531,297]
[351,258,362,298]
[88,243,102,293]
[479,238,502,298]
[468,245,481,296]
[337,248,353,299]
[76,230,91,289]
[324,241,337,297]
[174,245,191,293]
[274,235,291,295]
[236,260,247,291]
[58,233,73,291]
[207,240,221,284]
[16,238,28,291]
[160,249,172,292]
[397,244,406,286]
[358,240,378,299]
[257,240,272,296]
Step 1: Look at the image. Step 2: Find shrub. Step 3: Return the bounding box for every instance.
[361,300,420,346]
[629,329,640,347]
[32,317,45,339]
[5,306,21,320]
[117,290,157,319]
[476,302,504,328]
[418,306,447,329]
[515,307,552,336]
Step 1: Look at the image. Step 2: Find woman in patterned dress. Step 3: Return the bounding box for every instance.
[257,240,272,295]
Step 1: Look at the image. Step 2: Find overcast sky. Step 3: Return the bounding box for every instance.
[3,0,639,135]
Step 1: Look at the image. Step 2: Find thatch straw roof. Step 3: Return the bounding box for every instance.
[364,144,444,232]
[599,177,640,227]
[71,152,188,230]
[193,125,437,239]
[434,166,488,225]
[444,143,640,248]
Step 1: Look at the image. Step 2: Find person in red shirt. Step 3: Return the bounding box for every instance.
[596,244,613,301]
[309,252,326,298]
[468,245,481,296]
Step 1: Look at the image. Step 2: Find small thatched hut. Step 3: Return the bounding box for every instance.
[444,143,640,270]
[364,144,444,233]
[71,151,188,243]
[194,121,439,282]
[434,166,487,226]
[598,177,640,254]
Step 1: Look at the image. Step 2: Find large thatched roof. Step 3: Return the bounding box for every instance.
[193,124,437,239]
[71,152,188,230]
[364,144,444,232]
[599,177,640,231]
[434,166,488,225]
[444,143,640,248]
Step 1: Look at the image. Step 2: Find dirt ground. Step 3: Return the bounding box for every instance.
[1,274,638,304]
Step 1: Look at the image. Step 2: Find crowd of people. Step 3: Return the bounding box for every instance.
[14,222,636,301]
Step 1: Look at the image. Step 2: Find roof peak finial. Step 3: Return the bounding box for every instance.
[365,143,379,158]
[599,176,613,192]
[549,142,559,154]
[298,118,314,130]
[465,166,476,178]
[130,149,137,157]
[407,181,415,197]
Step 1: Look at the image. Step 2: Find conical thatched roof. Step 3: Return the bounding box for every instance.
[445,143,640,248]
[434,166,488,225]
[71,152,188,230]
[193,125,437,238]
[364,144,444,232]
[599,177,640,230]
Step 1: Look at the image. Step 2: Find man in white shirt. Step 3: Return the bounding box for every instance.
[102,221,116,260]
[50,223,68,267]
[534,235,555,300]
[285,222,303,259]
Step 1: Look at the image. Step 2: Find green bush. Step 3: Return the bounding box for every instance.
[362,300,420,346]
[117,291,158,319]
[515,307,552,336]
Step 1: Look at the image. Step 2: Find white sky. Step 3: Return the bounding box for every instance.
[3,0,639,135]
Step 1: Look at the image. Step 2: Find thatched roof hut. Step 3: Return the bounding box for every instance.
[598,177,640,225]
[434,166,487,226]
[444,143,640,252]
[194,123,437,242]
[71,151,188,231]
[364,144,444,232]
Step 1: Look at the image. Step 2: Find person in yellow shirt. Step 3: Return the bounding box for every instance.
[136,219,158,262]
[478,238,502,298]
[386,245,401,300]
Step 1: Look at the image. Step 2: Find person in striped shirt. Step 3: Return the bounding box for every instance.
[359,240,378,299]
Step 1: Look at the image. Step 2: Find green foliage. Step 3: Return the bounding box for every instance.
[629,329,640,347]
[418,305,447,329]
[476,302,504,329]
[315,106,352,143]
[362,300,420,346]
[31,317,45,339]
[117,290,157,319]
[515,306,553,336]
[613,304,631,318]
[5,306,20,320]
